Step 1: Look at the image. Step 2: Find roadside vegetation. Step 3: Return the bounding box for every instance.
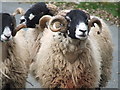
[54,2,120,27]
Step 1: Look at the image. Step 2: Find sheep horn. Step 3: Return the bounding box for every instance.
[15,24,27,30]
[49,15,68,32]
[88,18,102,34]
[14,24,27,34]
[12,8,25,35]
[12,7,25,16]
[39,15,52,29]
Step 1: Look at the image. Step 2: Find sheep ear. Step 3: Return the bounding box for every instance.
[86,13,90,20]
[39,15,52,29]
[83,10,90,20]
[65,16,71,28]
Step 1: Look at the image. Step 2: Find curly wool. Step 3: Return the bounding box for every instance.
[89,16,113,87]
[31,15,113,88]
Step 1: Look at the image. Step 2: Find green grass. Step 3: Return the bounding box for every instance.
[76,2,120,17]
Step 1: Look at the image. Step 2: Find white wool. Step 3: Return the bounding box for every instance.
[0,29,31,88]
[30,16,113,88]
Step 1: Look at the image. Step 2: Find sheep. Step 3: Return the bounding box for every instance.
[52,9,113,87]
[14,2,59,63]
[0,2,58,89]
[30,9,113,88]
[0,13,30,89]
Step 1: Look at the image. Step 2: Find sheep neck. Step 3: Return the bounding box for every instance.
[52,35,88,64]
[65,39,88,64]
[0,42,8,62]
[0,40,14,62]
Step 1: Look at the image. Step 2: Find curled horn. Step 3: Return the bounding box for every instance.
[88,18,102,34]
[49,15,68,32]
[39,15,52,29]
[12,7,25,16]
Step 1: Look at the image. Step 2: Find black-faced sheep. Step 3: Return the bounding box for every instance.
[0,13,30,89]
[30,10,113,88]
[14,2,59,63]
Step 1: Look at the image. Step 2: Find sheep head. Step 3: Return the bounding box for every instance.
[64,10,102,40]
[0,13,16,42]
[0,8,24,41]
[46,10,102,39]
[15,2,59,32]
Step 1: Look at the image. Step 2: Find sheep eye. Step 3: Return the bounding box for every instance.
[85,20,88,25]
[11,23,13,26]
[67,23,70,28]
[21,19,25,22]
[20,19,25,23]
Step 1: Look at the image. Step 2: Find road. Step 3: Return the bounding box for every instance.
[1,2,119,89]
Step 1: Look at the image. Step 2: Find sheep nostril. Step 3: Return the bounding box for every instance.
[79,30,87,34]
[4,35,10,39]
[79,29,86,32]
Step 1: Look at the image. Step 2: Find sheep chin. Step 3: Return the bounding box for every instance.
[75,35,88,41]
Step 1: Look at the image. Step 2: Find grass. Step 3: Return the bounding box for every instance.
[76,2,120,18]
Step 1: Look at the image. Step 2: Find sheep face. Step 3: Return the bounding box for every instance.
[19,2,53,28]
[65,10,89,40]
[0,13,16,42]
[67,20,89,40]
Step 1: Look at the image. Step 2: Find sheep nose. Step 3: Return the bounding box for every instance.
[79,30,87,33]
[4,35,10,39]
